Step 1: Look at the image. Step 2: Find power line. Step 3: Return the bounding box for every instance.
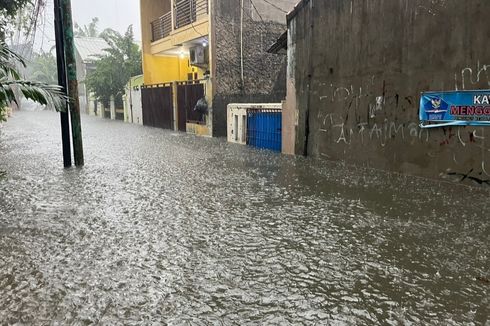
[249,0,266,25]
[261,0,288,14]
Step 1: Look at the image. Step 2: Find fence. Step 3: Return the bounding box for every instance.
[141,83,174,130]
[176,80,205,131]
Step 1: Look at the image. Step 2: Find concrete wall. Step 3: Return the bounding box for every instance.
[287,0,490,185]
[211,0,296,136]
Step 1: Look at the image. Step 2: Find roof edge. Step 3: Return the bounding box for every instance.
[287,0,311,22]
[267,30,288,54]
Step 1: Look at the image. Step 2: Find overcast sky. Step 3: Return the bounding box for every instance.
[34,0,141,52]
[71,0,141,40]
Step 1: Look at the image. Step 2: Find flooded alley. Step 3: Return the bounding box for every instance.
[0,111,488,324]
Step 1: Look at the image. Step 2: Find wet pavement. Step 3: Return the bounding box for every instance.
[0,111,489,325]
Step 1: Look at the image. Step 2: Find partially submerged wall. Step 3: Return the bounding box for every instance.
[289,0,490,185]
[211,0,296,136]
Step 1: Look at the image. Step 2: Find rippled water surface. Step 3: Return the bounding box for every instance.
[0,111,489,325]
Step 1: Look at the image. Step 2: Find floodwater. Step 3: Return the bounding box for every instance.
[0,111,488,325]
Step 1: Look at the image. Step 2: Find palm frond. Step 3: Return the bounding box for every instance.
[0,79,67,112]
[0,41,68,113]
[0,41,26,67]
[0,41,24,80]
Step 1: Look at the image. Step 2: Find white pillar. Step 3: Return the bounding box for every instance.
[110,96,116,120]
[98,102,104,118]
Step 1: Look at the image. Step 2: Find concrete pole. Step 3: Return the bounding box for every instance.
[61,0,84,166]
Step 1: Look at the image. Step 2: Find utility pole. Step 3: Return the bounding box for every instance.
[54,0,71,167]
[56,0,84,166]
[61,0,84,166]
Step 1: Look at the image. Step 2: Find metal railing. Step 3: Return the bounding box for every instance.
[175,0,208,29]
[151,11,172,42]
[150,0,209,42]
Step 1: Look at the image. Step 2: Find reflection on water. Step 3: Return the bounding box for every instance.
[0,111,488,324]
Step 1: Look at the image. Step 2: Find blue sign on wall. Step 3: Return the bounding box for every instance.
[420,90,490,128]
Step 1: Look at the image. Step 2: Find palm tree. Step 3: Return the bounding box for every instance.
[0,41,66,120]
[74,17,100,38]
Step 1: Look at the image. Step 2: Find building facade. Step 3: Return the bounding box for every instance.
[74,37,110,116]
[282,0,490,185]
[139,0,296,136]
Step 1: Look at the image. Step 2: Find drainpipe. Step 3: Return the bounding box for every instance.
[240,0,244,89]
[129,78,134,123]
[303,0,314,157]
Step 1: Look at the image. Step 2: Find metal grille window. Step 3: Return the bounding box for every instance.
[174,0,208,29]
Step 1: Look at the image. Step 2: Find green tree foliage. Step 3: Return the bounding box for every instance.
[0,41,66,120]
[0,0,35,41]
[0,0,29,16]
[74,17,100,38]
[86,26,142,104]
[26,51,57,84]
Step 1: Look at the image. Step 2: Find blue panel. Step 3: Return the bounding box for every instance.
[246,109,282,152]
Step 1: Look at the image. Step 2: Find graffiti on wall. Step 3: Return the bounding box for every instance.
[457,62,490,91]
[314,65,490,185]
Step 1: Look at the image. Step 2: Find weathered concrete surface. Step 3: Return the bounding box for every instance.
[287,0,490,186]
[211,0,296,136]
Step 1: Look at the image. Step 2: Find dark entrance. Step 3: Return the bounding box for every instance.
[103,99,110,119]
[176,81,205,132]
[141,84,174,129]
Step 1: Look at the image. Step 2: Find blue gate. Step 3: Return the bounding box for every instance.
[247,109,282,152]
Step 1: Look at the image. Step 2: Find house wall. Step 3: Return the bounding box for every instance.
[142,55,196,85]
[211,0,296,137]
[140,0,207,85]
[75,51,88,114]
[288,0,490,185]
[140,0,181,84]
[140,0,171,54]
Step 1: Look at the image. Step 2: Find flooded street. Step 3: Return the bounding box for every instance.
[0,111,488,325]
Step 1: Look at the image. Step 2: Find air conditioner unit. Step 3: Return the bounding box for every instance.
[189,46,205,65]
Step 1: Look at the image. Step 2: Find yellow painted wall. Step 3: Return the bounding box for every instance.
[143,55,186,84]
[143,54,206,85]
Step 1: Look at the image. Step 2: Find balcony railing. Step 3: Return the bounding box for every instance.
[151,0,209,42]
[151,11,172,42]
[175,0,208,29]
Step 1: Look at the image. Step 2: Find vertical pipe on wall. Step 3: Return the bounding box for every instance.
[129,78,134,123]
[240,0,244,88]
